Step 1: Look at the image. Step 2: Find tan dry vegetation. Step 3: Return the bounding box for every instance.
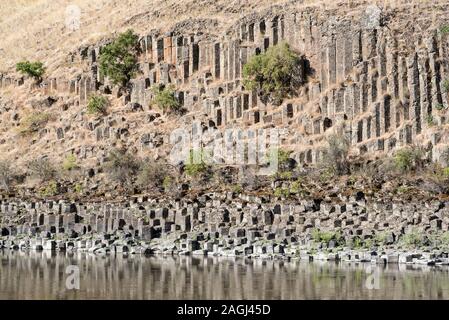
[0,0,446,75]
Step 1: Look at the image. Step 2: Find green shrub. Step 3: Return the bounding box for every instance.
[184,149,210,178]
[104,148,141,188]
[243,42,304,104]
[443,167,449,178]
[400,229,424,248]
[27,158,57,182]
[232,184,243,194]
[394,147,425,173]
[426,114,436,126]
[441,25,449,35]
[443,79,449,93]
[99,29,139,87]
[274,187,290,198]
[16,61,45,82]
[87,95,108,115]
[311,229,342,245]
[435,103,446,111]
[18,112,53,136]
[321,134,350,176]
[74,183,84,194]
[162,176,174,192]
[151,85,181,113]
[39,180,58,197]
[63,154,78,171]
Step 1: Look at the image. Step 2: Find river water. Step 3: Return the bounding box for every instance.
[1,250,449,299]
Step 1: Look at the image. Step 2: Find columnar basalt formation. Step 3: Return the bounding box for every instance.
[1,2,449,169]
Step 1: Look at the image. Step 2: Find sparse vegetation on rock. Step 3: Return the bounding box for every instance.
[394,146,426,173]
[321,134,350,176]
[18,112,53,136]
[87,95,108,115]
[27,158,57,182]
[0,160,15,191]
[104,148,141,189]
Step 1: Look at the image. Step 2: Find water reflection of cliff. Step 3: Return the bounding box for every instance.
[1,251,449,300]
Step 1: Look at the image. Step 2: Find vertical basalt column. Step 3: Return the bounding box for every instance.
[375,102,381,137]
[370,70,379,105]
[234,40,241,79]
[176,37,184,65]
[344,85,353,119]
[164,36,172,64]
[200,42,208,70]
[182,38,190,82]
[222,43,228,81]
[352,83,360,116]
[418,50,432,121]
[248,23,255,42]
[335,88,344,113]
[320,45,329,91]
[228,41,235,80]
[257,20,266,46]
[385,34,398,96]
[328,37,337,86]
[240,24,247,41]
[400,60,410,124]
[240,46,248,74]
[362,29,377,61]
[144,35,152,61]
[352,30,362,66]
[377,32,387,78]
[366,116,372,140]
[214,43,221,79]
[384,95,391,133]
[171,37,177,65]
[407,53,422,135]
[157,38,164,63]
[357,120,363,143]
[192,42,200,73]
[427,34,444,110]
[336,34,345,82]
[236,95,242,118]
[251,89,257,108]
[321,96,328,117]
[344,33,353,77]
[272,17,279,46]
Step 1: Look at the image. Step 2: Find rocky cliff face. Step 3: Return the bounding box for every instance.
[1,1,449,172]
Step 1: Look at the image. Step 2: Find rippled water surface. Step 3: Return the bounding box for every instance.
[1,250,449,299]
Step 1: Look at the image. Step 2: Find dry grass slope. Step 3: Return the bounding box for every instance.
[0,0,444,75]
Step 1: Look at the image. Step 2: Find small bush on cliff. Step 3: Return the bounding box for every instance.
[62,154,79,171]
[0,160,15,191]
[99,29,140,87]
[321,134,350,176]
[18,112,53,136]
[87,95,108,115]
[16,61,45,83]
[394,146,425,173]
[39,180,58,197]
[27,158,57,182]
[243,42,304,105]
[136,161,169,191]
[104,148,141,188]
[151,85,181,114]
[400,229,424,248]
[184,149,212,184]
